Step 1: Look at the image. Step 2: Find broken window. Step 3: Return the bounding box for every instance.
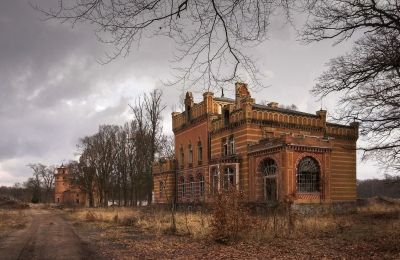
[297,157,320,193]
[260,158,277,201]
[223,167,235,190]
[223,109,230,126]
[179,146,184,168]
[222,138,228,156]
[188,144,193,165]
[211,168,219,195]
[228,136,235,155]
[179,177,186,198]
[197,140,203,163]
[199,174,205,197]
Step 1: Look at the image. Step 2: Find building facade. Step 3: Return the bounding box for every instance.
[153,83,358,204]
[54,165,88,207]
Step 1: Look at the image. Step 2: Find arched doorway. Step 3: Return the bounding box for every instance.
[259,158,277,202]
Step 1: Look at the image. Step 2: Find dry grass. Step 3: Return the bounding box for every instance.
[67,207,212,239]
[0,209,28,236]
[65,202,400,259]
[66,202,400,242]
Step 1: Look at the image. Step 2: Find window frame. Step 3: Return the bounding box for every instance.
[296,156,320,193]
[223,167,235,190]
[188,143,193,165]
[197,140,203,163]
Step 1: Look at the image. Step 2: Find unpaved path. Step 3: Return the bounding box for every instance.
[0,209,99,260]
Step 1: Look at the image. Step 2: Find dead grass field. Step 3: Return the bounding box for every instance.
[0,209,29,239]
[65,201,400,259]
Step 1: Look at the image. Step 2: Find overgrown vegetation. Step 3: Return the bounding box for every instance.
[65,200,400,258]
[0,209,28,237]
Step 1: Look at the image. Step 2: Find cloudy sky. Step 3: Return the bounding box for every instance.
[0,0,383,186]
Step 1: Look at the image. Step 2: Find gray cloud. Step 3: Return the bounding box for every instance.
[0,0,381,185]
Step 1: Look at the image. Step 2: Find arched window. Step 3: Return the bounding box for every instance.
[197,140,203,163]
[189,175,195,197]
[223,167,235,190]
[260,158,277,201]
[297,157,320,192]
[188,143,193,165]
[198,174,205,197]
[179,146,184,168]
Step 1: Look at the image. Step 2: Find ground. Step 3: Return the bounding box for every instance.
[0,199,399,259]
[0,205,100,260]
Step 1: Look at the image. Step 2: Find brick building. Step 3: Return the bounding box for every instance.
[54,165,88,207]
[153,83,358,204]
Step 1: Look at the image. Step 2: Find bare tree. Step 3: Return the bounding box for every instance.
[158,134,175,159]
[27,163,46,203]
[144,89,167,203]
[306,1,400,172]
[41,165,55,203]
[78,125,119,206]
[34,0,309,91]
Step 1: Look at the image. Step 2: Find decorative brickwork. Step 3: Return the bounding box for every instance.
[153,83,358,204]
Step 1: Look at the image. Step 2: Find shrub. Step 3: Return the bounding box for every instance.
[210,187,251,243]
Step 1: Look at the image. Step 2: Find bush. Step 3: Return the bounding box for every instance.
[211,187,251,243]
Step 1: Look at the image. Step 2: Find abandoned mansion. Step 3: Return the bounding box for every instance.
[153,83,358,204]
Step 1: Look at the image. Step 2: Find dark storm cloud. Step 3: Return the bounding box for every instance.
[0,0,178,185]
[0,0,380,185]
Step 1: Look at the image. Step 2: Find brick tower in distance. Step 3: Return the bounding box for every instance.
[54,165,87,207]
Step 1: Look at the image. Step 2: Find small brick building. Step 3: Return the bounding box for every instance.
[54,165,87,207]
[153,83,358,204]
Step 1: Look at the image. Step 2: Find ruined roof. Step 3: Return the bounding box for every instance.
[252,103,319,118]
[213,97,235,103]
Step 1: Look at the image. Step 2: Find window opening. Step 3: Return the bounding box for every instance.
[180,177,186,198]
[179,146,184,168]
[223,109,230,125]
[199,175,205,197]
[188,144,193,164]
[222,138,228,156]
[189,176,195,198]
[297,157,320,192]
[223,167,235,190]
[211,168,219,195]
[197,141,203,163]
[228,136,235,155]
[260,158,277,201]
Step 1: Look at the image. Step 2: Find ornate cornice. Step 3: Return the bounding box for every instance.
[248,144,332,156]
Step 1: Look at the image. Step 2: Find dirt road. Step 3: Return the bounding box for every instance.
[0,209,99,260]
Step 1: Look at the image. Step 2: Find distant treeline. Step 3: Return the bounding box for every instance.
[357,175,400,198]
[0,184,35,202]
[2,176,399,203]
